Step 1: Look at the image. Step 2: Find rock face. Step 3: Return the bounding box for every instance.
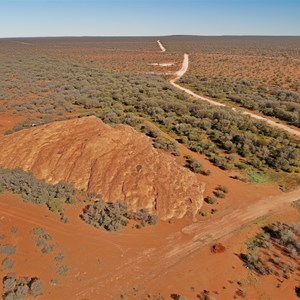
[0,117,204,220]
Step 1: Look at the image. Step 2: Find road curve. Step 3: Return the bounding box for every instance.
[157,40,166,52]
[169,52,300,138]
[74,187,300,297]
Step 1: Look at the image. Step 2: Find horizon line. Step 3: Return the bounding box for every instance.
[1,34,300,39]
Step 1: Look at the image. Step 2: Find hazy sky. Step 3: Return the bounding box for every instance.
[0,0,299,38]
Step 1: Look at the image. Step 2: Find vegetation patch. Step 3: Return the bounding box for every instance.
[81,198,158,232]
[0,245,16,256]
[32,227,55,254]
[240,222,299,297]
[184,155,211,176]
[238,164,272,183]
[292,199,300,212]
[2,274,44,299]
[0,168,76,213]
[1,258,14,270]
[0,38,299,181]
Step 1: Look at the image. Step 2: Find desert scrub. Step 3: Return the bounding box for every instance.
[81,198,158,232]
[0,42,299,173]
[58,265,69,276]
[0,245,16,256]
[217,185,229,194]
[205,196,217,205]
[2,274,44,299]
[184,155,203,173]
[0,168,76,212]
[2,258,14,270]
[153,136,180,156]
[54,253,65,263]
[292,199,300,212]
[240,222,300,277]
[213,185,229,199]
[32,228,54,254]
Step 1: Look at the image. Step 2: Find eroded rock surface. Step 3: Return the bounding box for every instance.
[0,117,204,219]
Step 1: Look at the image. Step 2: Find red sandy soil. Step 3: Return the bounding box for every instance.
[0,83,299,299]
[0,111,26,135]
[0,188,299,300]
[0,117,298,299]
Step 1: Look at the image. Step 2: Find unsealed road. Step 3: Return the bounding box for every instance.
[165,46,300,138]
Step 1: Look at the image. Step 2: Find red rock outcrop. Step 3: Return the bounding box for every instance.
[0,117,204,219]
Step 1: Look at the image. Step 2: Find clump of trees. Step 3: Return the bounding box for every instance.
[0,168,76,213]
[2,274,44,299]
[81,198,158,232]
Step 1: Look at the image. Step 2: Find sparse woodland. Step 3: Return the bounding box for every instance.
[0,45,298,175]
[0,36,300,300]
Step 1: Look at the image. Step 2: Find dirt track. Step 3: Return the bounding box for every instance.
[160,42,300,138]
[157,39,166,52]
[1,186,299,299]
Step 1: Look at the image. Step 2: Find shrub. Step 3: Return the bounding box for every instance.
[217,185,229,194]
[140,125,158,138]
[185,155,203,173]
[29,279,44,297]
[58,265,68,276]
[81,199,129,231]
[0,245,16,256]
[153,137,180,156]
[47,198,65,213]
[2,274,44,299]
[2,258,14,270]
[33,229,55,254]
[81,198,158,232]
[213,190,226,198]
[32,228,45,236]
[0,168,76,213]
[292,199,300,212]
[200,211,208,217]
[205,196,217,205]
[134,208,158,226]
[54,253,65,263]
[10,227,18,235]
[41,244,54,254]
